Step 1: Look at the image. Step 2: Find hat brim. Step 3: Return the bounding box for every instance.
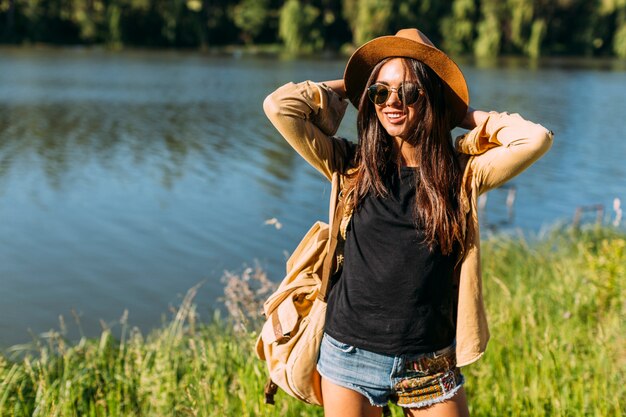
[343,36,469,128]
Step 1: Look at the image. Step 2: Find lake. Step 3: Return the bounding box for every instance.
[0,49,625,348]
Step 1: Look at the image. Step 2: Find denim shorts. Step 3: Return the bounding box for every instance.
[317,333,464,408]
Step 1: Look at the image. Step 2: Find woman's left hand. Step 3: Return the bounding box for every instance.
[459,107,490,130]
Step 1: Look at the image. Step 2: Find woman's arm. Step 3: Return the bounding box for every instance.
[459,106,490,130]
[263,80,352,181]
[455,108,554,195]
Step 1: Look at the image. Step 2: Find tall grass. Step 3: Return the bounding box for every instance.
[0,226,624,416]
[468,226,625,417]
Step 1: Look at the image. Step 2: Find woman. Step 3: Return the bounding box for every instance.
[263,29,553,417]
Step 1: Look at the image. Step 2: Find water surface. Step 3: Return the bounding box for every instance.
[1,50,625,348]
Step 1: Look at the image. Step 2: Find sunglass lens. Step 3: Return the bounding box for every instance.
[401,83,421,105]
[368,84,389,105]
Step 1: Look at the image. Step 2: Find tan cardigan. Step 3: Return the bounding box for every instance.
[263,80,553,366]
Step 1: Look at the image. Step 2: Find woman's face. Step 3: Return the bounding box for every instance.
[372,58,420,141]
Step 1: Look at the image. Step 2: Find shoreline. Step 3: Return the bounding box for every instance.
[2,43,626,70]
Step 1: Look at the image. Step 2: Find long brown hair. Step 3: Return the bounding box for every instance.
[346,57,465,255]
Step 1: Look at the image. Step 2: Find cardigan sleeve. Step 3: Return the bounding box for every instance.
[263,81,353,181]
[455,111,554,195]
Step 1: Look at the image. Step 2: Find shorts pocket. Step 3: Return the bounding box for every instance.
[323,333,357,354]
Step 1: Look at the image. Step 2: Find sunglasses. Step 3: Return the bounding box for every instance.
[367,82,423,106]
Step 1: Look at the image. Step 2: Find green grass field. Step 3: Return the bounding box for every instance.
[1,226,624,416]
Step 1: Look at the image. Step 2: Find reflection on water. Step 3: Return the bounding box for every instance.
[0,102,267,189]
[0,50,625,348]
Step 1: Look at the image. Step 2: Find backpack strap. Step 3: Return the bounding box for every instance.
[264,379,279,405]
[318,172,345,302]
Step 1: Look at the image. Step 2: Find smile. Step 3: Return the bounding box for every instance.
[384,112,406,124]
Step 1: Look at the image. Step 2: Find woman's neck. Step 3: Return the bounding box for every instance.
[393,137,419,167]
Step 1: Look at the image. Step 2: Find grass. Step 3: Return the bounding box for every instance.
[0,226,624,416]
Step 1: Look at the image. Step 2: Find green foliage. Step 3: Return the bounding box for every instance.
[614,5,626,58]
[615,23,626,57]
[527,18,547,58]
[474,0,502,58]
[232,0,269,44]
[509,0,533,49]
[107,4,122,50]
[342,0,359,39]
[278,0,323,54]
[391,0,451,43]
[440,0,476,55]
[157,0,185,45]
[352,0,393,46]
[0,227,624,416]
[70,0,98,42]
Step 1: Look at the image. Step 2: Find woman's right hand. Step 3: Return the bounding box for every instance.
[321,79,347,100]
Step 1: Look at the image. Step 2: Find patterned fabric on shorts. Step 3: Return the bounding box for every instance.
[393,369,462,406]
[392,344,462,407]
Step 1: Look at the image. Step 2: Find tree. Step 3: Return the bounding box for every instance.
[391,0,450,42]
[353,0,393,45]
[232,0,269,44]
[440,0,476,55]
[614,24,626,57]
[70,0,97,43]
[107,2,122,49]
[614,3,626,58]
[2,0,16,41]
[508,0,533,51]
[474,0,502,58]
[342,0,359,38]
[527,18,546,58]
[278,0,322,53]
[504,0,547,58]
[158,0,185,45]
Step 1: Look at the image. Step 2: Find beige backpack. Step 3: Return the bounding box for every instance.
[255,172,344,406]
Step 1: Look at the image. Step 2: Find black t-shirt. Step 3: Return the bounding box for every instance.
[324,166,458,355]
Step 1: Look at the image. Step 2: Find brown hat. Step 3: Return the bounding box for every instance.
[343,28,469,128]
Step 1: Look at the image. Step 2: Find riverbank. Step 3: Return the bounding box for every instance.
[1,225,624,416]
[3,44,626,74]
